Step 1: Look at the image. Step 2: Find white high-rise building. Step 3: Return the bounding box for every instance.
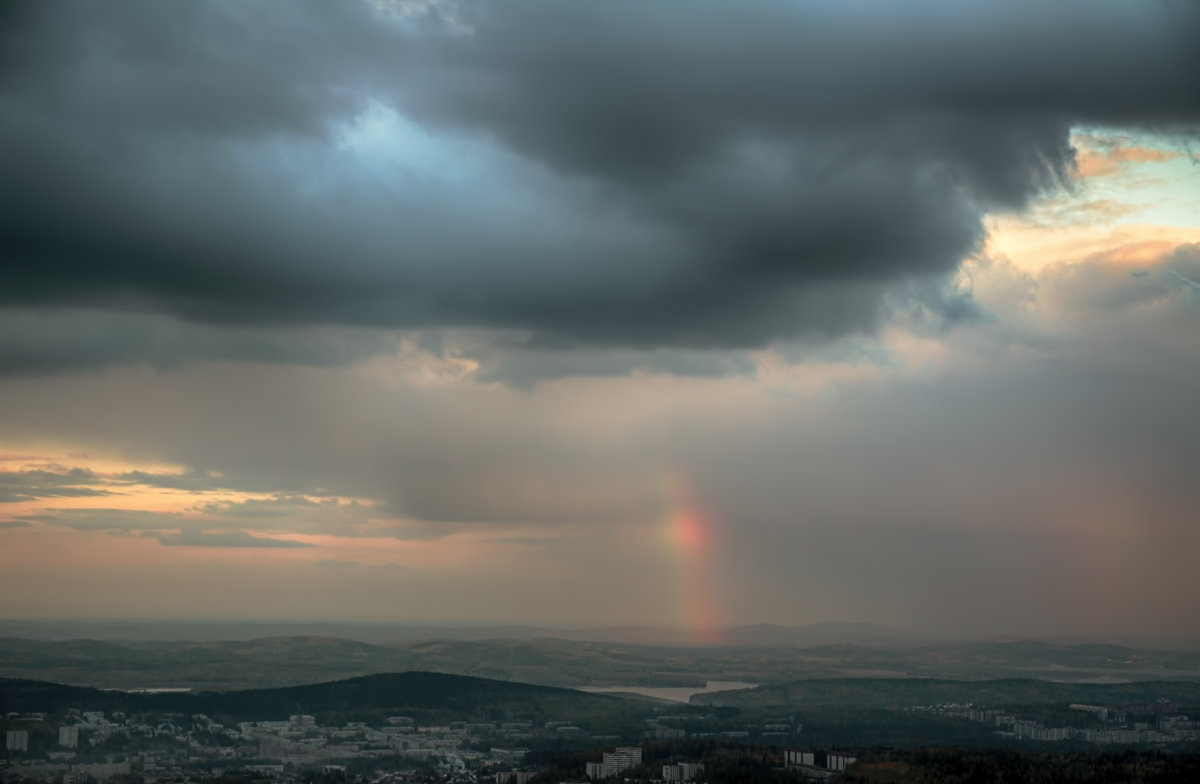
[587,746,643,779]
[59,725,80,748]
[614,747,642,766]
[6,730,29,752]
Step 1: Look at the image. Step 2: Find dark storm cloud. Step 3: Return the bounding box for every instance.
[468,337,761,386]
[0,309,399,378]
[1,0,1198,373]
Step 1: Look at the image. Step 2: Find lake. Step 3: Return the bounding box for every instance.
[578,680,757,703]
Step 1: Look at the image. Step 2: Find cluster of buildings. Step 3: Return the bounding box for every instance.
[1,761,133,784]
[912,698,1200,745]
[5,711,130,782]
[783,750,857,782]
[0,707,594,784]
[659,762,703,782]
[639,715,797,742]
[584,746,642,780]
[492,771,535,784]
[241,712,518,766]
[578,746,705,783]
[6,718,88,754]
[4,732,28,753]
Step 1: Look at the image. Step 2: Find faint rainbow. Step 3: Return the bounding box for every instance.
[661,471,723,644]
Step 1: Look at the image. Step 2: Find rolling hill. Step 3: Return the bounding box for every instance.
[0,671,651,730]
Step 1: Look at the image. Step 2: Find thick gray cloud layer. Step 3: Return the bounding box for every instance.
[1,0,1197,374]
[0,309,399,378]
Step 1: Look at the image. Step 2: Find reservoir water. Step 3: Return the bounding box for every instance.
[578,680,757,703]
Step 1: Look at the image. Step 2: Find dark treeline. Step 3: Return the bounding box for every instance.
[841,748,1200,784]
[528,741,1200,784]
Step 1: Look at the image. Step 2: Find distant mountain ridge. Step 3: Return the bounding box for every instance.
[4,619,1196,651]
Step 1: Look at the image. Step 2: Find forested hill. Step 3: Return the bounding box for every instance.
[693,677,1200,709]
[0,671,645,726]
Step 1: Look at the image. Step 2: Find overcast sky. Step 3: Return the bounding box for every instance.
[1,0,1198,641]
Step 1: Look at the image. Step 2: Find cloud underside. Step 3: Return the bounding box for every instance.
[0,0,1197,378]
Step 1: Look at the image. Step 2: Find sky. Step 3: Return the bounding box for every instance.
[1,0,1199,641]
